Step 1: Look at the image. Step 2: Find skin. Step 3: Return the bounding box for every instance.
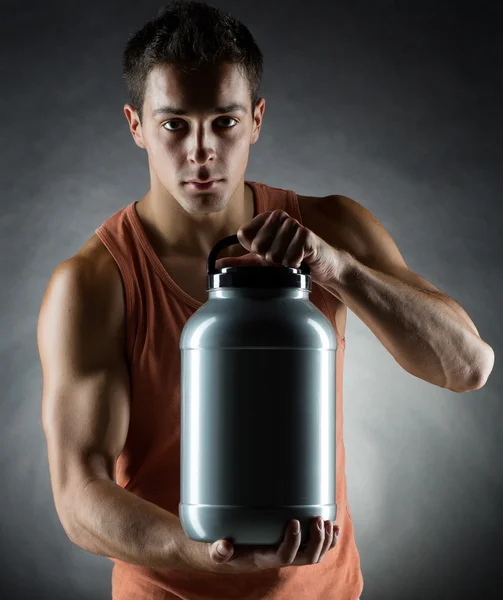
[124,61,340,570]
[124,61,266,260]
[204,517,340,573]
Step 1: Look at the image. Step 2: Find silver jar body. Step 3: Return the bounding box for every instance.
[179,287,337,546]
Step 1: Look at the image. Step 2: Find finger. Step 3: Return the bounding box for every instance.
[317,520,333,562]
[331,524,340,548]
[249,211,289,256]
[265,218,300,265]
[209,539,234,563]
[238,210,275,244]
[215,254,270,269]
[280,226,309,267]
[276,519,301,565]
[304,517,325,564]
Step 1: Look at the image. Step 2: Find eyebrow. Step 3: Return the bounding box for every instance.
[152,103,248,117]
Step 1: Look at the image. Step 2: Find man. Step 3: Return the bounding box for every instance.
[37,2,494,599]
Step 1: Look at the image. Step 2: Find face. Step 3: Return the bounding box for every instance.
[124,62,265,215]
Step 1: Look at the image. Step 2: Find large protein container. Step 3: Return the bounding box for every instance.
[179,233,337,546]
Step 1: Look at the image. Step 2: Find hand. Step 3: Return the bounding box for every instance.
[215,210,342,286]
[205,517,340,574]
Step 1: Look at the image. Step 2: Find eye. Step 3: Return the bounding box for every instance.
[163,117,238,131]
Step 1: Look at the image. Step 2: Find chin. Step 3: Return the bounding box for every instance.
[181,194,229,215]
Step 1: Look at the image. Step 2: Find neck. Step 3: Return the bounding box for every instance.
[135,179,255,260]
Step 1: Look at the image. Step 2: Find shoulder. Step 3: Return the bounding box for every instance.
[71,234,124,292]
[297,192,353,225]
[297,193,372,258]
[43,235,125,343]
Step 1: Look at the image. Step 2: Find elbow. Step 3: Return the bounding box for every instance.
[59,508,78,544]
[451,344,495,393]
[448,373,488,394]
[469,343,495,392]
[54,493,80,545]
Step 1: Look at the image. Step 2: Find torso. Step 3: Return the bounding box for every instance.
[76,192,347,343]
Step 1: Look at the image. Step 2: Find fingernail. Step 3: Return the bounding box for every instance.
[293,520,300,534]
[217,541,229,556]
[318,518,324,530]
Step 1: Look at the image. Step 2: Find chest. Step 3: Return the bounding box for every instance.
[159,195,347,340]
[160,258,210,304]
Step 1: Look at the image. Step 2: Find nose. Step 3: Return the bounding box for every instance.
[187,126,217,164]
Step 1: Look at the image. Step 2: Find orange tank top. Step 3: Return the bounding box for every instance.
[95,180,364,600]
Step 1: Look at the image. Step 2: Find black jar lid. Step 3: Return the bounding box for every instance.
[207,234,311,291]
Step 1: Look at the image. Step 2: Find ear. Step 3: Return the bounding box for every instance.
[251,97,266,144]
[124,104,146,150]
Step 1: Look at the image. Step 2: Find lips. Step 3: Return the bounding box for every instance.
[187,178,220,183]
[185,179,223,191]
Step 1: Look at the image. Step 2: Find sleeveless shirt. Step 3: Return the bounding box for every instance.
[95,180,364,599]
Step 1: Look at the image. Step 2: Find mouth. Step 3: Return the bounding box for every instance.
[185,179,223,191]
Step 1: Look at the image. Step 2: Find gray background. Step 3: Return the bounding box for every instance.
[1,0,501,598]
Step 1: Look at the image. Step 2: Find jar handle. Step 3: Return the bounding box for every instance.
[207,234,310,275]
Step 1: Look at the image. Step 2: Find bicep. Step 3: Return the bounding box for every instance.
[38,260,130,532]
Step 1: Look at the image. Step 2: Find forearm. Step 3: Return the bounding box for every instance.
[322,250,493,392]
[66,478,209,572]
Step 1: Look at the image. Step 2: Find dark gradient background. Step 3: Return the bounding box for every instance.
[1,1,501,598]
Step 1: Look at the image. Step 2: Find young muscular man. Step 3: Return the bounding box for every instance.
[37,2,493,599]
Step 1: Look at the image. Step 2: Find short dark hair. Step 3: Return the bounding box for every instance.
[122,0,264,124]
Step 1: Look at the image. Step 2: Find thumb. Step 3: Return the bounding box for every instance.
[210,539,234,563]
[215,254,272,269]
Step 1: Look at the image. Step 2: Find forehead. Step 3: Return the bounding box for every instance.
[145,62,249,113]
